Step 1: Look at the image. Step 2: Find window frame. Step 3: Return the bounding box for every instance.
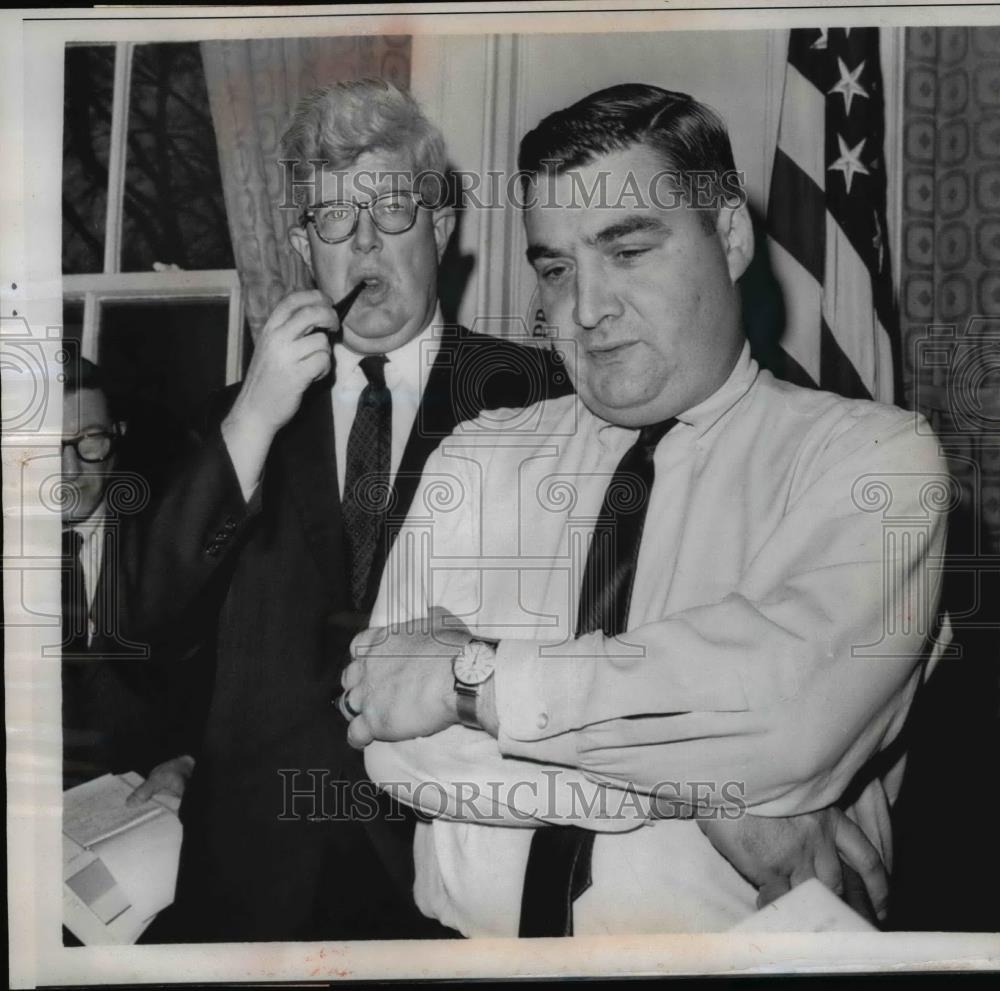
[64,40,244,384]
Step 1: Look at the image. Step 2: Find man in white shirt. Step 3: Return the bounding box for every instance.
[341,84,948,936]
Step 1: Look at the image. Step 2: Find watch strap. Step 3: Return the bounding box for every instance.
[454,638,498,730]
[455,682,480,729]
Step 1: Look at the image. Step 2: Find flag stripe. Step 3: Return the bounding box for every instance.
[768,149,826,285]
[826,211,897,337]
[773,346,818,390]
[766,237,823,384]
[820,317,872,400]
[822,219,880,388]
[787,29,831,91]
[774,64,828,192]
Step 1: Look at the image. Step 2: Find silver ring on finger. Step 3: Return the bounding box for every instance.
[338,690,361,720]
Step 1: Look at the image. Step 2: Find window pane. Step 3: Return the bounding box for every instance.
[62,45,115,274]
[97,299,228,423]
[122,43,234,272]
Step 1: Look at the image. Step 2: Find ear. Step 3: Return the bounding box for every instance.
[431,206,456,262]
[288,225,315,276]
[715,203,754,283]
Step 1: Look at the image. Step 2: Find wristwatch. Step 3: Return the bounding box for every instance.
[452,637,498,730]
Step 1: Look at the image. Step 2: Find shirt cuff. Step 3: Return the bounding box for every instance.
[494,637,590,751]
[219,417,265,503]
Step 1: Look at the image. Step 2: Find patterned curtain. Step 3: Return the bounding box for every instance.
[200,37,411,339]
[901,26,1000,552]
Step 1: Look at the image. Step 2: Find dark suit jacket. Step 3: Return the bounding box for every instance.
[63,472,211,790]
[61,523,166,789]
[123,326,570,942]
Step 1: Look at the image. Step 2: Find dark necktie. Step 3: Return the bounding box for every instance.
[62,528,89,654]
[519,418,677,937]
[341,354,392,613]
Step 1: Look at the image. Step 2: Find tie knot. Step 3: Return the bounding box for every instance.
[637,418,677,458]
[359,354,388,389]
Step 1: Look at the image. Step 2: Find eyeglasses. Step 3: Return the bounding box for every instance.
[62,429,118,463]
[301,191,424,244]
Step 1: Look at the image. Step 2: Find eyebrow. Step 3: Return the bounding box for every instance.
[525,244,563,264]
[525,215,669,264]
[587,216,669,245]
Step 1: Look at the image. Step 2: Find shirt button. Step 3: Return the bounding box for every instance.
[536,712,549,730]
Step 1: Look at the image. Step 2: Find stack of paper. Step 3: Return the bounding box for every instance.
[63,772,182,945]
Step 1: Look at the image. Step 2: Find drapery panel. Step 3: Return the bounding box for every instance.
[200,37,411,339]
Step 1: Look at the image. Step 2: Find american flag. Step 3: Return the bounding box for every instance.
[766,27,899,404]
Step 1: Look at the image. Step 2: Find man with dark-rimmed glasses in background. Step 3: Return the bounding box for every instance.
[61,356,183,789]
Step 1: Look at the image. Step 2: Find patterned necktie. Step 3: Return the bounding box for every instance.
[519,418,677,937]
[62,528,89,654]
[341,354,392,613]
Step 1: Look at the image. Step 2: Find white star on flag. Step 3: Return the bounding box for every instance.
[811,28,829,50]
[830,58,869,115]
[829,134,870,194]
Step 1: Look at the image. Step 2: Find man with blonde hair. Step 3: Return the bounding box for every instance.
[127,78,568,941]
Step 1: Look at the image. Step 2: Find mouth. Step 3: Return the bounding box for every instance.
[352,274,389,306]
[587,341,637,360]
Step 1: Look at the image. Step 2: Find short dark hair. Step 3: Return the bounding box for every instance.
[63,355,123,423]
[518,84,738,227]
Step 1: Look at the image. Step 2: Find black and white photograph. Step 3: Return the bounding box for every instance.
[3,2,1000,984]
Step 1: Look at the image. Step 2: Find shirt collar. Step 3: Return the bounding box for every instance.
[592,340,758,447]
[333,304,443,393]
[675,339,757,433]
[70,501,107,538]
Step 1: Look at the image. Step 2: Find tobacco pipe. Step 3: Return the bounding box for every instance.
[313,280,366,342]
[334,280,366,322]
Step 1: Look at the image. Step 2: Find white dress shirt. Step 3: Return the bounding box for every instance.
[331,309,443,494]
[365,343,949,936]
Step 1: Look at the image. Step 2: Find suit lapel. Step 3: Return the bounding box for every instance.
[272,375,346,589]
[391,328,467,524]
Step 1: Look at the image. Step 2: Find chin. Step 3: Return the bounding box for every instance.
[584,390,673,429]
[65,507,97,525]
[343,324,399,349]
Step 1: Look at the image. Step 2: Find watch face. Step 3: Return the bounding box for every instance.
[453,640,495,686]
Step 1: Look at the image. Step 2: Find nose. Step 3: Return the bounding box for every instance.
[573,261,621,331]
[62,443,81,480]
[352,206,383,254]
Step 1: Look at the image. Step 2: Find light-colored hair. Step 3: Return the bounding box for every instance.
[281,79,447,204]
